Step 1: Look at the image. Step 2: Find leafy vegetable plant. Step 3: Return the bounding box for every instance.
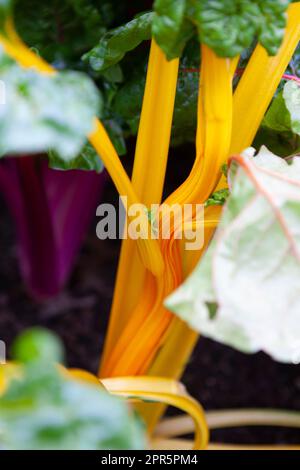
[0,0,300,452]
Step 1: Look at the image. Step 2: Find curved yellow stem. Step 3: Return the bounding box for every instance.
[102,376,209,450]
[138,3,300,430]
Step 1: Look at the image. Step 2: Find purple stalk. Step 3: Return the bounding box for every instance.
[0,155,106,300]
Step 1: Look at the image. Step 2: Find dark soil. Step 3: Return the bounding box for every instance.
[0,147,300,446]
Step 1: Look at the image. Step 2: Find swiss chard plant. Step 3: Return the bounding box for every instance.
[0,0,300,451]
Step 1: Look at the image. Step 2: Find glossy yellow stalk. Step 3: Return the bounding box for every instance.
[134,47,233,426]
[162,46,232,210]
[102,189,223,378]
[139,11,300,416]
[101,40,233,379]
[139,4,300,430]
[89,120,164,276]
[101,215,217,377]
[137,206,221,430]
[101,45,232,381]
[193,45,232,201]
[101,41,179,366]
[0,19,164,277]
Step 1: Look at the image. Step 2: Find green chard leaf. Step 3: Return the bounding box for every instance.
[152,0,195,60]
[83,12,153,73]
[152,0,291,59]
[0,329,145,450]
[0,58,102,160]
[166,146,300,364]
[191,0,291,58]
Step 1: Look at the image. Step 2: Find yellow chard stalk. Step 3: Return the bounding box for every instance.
[139,1,300,430]
[101,43,233,382]
[137,46,234,429]
[101,41,179,366]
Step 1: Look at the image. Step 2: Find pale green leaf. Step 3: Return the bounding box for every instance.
[167,146,300,363]
[0,60,101,160]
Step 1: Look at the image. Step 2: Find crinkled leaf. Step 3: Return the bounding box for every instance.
[0,61,102,159]
[152,0,195,60]
[283,80,300,135]
[192,0,290,58]
[167,146,300,363]
[83,12,153,73]
[257,0,291,55]
[152,0,290,59]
